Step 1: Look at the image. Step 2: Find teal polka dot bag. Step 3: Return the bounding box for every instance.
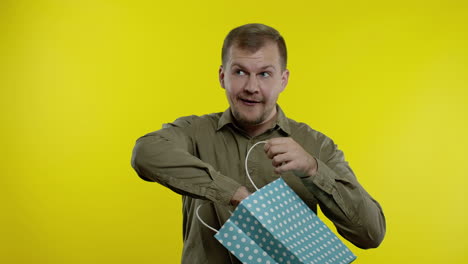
[197,142,356,264]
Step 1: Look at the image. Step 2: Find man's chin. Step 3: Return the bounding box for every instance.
[236,114,267,127]
[239,118,263,126]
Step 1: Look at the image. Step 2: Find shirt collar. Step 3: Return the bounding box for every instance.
[216,105,291,136]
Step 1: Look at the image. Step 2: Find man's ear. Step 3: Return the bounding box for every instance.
[219,65,225,89]
[280,69,290,92]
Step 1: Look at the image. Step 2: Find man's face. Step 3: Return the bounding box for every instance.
[219,42,289,127]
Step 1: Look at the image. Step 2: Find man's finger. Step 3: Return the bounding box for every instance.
[265,144,288,159]
[267,137,290,145]
[272,153,290,167]
[274,160,296,174]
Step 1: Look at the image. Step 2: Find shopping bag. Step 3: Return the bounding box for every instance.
[197,141,356,264]
[214,177,356,264]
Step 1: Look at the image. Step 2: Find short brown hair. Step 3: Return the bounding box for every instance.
[221,23,287,70]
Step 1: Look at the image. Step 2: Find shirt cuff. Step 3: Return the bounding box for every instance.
[300,158,338,195]
[205,170,242,206]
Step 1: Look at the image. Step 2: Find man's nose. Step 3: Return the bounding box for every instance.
[244,74,259,93]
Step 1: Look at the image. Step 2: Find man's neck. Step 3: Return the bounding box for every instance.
[236,112,278,138]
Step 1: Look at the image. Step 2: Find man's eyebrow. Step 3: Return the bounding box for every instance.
[231,63,277,71]
[259,65,276,71]
[231,63,247,69]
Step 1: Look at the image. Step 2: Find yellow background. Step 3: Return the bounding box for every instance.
[1,0,467,263]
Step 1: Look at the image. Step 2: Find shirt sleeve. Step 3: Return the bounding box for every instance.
[130,116,242,205]
[299,134,386,249]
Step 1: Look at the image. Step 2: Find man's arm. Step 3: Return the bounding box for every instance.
[264,137,386,249]
[131,117,242,205]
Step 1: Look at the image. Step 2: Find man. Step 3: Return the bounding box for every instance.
[131,23,386,263]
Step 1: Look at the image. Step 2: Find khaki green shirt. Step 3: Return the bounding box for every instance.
[131,106,385,264]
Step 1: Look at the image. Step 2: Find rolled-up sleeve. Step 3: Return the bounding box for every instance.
[131,117,241,205]
[299,134,386,249]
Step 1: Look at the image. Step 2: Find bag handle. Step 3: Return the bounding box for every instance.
[196,141,267,232]
[245,141,267,191]
[196,203,219,233]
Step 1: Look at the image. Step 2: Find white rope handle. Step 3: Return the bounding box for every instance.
[196,204,234,233]
[196,204,219,233]
[245,141,267,191]
[196,140,267,233]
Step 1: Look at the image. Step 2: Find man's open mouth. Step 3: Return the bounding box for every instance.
[240,98,261,105]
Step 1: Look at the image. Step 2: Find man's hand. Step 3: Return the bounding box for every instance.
[264,137,318,178]
[230,186,251,206]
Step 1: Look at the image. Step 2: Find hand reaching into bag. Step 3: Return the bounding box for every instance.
[230,186,251,206]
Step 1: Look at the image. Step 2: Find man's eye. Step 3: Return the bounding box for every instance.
[260,72,270,77]
[236,70,246,76]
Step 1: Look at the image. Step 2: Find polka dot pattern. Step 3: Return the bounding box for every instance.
[214,178,356,264]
